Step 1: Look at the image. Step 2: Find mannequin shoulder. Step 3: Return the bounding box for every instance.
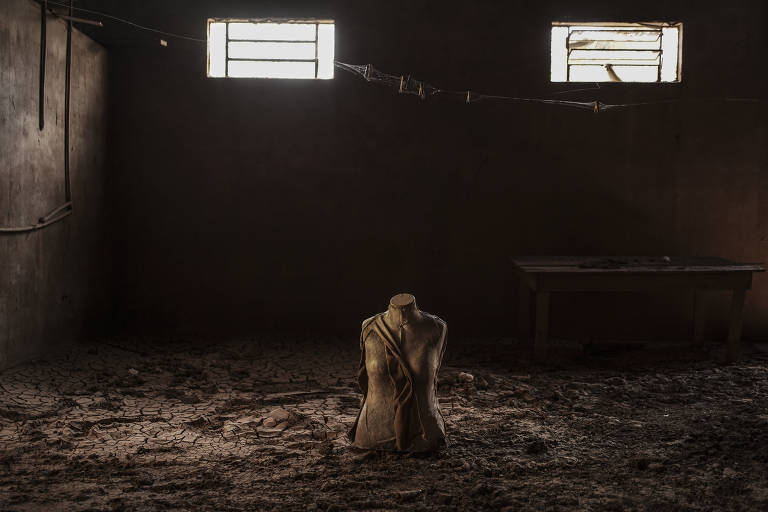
[422,313,447,337]
[361,313,382,334]
[423,312,446,328]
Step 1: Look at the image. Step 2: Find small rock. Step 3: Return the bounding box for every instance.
[723,467,737,477]
[287,411,307,426]
[269,408,290,421]
[457,372,474,383]
[128,368,139,376]
[276,421,289,431]
[262,417,277,428]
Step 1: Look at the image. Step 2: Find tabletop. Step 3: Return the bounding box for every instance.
[511,256,765,274]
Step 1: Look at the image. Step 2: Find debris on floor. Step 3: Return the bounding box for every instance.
[1,336,768,510]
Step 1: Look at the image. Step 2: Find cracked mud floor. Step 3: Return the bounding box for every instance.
[2,336,768,511]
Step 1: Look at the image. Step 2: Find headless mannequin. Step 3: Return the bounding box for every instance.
[350,293,447,452]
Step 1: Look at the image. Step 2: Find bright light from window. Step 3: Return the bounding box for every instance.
[207,19,335,79]
[551,22,682,83]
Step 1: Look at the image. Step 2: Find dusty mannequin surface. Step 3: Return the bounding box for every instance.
[349,293,447,452]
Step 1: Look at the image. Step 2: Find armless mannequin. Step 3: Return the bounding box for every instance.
[349,294,447,452]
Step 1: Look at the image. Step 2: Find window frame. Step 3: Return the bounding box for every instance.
[206,18,335,79]
[551,21,683,83]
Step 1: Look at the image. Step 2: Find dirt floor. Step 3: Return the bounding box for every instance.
[1,335,768,511]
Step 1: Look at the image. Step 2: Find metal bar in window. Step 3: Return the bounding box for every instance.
[227,58,319,62]
[568,40,661,50]
[569,50,661,58]
[569,49,659,62]
[570,28,660,33]
[570,28,659,33]
[570,30,661,42]
[225,22,229,77]
[569,62,662,67]
[314,24,319,78]
[566,28,571,81]
[657,29,663,82]
[553,21,677,28]
[226,38,321,43]
[569,58,661,64]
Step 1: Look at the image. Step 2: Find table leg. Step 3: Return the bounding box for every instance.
[518,280,531,339]
[727,288,746,362]
[693,290,707,344]
[534,291,550,361]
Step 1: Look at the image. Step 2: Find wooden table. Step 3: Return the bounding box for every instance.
[512,257,765,362]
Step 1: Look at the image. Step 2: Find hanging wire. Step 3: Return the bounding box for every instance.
[31,2,761,112]
[552,83,601,95]
[6,6,760,234]
[336,61,603,111]
[0,203,73,234]
[334,60,761,113]
[44,0,205,42]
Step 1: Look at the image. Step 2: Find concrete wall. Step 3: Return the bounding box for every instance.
[0,0,110,369]
[105,0,767,340]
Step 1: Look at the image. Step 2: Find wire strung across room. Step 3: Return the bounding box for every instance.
[36,1,761,115]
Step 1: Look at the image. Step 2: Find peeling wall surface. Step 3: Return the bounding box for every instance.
[0,0,110,369]
[102,0,766,340]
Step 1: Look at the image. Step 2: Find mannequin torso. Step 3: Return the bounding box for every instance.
[351,294,447,452]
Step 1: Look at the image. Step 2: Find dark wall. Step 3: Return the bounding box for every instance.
[0,0,111,369]
[107,0,767,339]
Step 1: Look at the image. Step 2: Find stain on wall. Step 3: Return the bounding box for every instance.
[0,0,110,369]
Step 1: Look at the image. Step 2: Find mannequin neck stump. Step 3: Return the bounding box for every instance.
[386,294,421,327]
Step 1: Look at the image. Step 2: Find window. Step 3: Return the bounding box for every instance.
[207,19,335,79]
[551,22,682,83]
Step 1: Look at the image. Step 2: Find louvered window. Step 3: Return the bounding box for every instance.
[207,19,335,79]
[551,22,682,83]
